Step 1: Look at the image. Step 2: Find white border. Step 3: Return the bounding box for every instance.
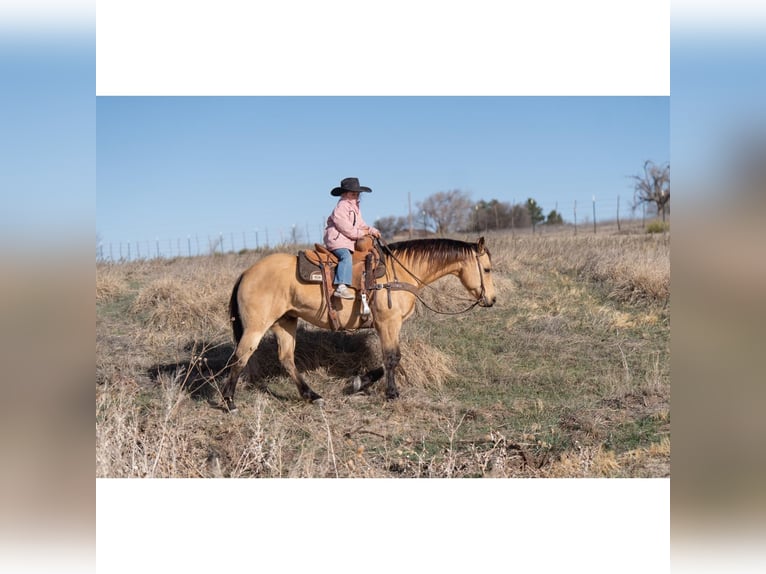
[97,478,669,572]
[96,1,669,95]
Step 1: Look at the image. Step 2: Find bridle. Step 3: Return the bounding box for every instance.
[374,238,489,315]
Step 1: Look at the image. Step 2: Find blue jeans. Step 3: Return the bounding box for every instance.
[332,248,352,286]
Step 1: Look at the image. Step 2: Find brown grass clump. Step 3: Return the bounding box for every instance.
[617,436,670,477]
[96,264,129,302]
[542,436,670,479]
[129,276,227,333]
[492,231,669,305]
[545,445,622,477]
[398,337,455,391]
[584,244,669,303]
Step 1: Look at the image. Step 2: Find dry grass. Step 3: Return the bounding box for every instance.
[96,225,669,478]
[96,264,129,302]
[490,228,670,305]
[130,277,224,332]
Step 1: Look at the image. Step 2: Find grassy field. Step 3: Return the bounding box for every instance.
[96,222,669,478]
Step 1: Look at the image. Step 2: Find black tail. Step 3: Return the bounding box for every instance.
[229,273,245,345]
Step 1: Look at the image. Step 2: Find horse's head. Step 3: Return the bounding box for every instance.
[458,237,496,308]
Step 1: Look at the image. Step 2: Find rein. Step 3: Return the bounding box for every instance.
[374,237,486,315]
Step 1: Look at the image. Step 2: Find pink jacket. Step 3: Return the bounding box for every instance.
[324,197,377,251]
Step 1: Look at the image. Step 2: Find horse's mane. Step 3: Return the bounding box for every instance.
[386,238,487,268]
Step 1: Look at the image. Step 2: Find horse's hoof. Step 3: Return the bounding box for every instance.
[224,399,238,413]
[343,375,363,395]
[385,392,400,401]
[312,398,325,408]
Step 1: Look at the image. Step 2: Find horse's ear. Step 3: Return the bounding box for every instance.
[477,236,486,253]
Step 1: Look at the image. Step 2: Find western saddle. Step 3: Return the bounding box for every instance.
[297,236,386,331]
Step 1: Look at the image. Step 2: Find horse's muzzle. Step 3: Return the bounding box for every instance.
[479,295,496,307]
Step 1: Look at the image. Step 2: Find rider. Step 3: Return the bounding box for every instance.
[324,177,381,299]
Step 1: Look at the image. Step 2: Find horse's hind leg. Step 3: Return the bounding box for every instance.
[222,327,267,412]
[272,316,323,404]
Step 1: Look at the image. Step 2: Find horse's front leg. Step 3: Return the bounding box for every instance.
[383,348,402,400]
[376,319,403,400]
[343,366,384,394]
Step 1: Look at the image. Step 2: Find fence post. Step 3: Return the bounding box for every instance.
[617,195,621,232]
[573,200,577,236]
[592,195,596,234]
[510,198,515,237]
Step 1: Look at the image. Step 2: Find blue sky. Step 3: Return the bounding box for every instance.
[97,96,668,255]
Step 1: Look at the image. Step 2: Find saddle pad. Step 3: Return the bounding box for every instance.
[297,251,326,283]
[297,248,387,284]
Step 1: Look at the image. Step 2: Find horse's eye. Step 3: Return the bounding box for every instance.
[484,268,491,273]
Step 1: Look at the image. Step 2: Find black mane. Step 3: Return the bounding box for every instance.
[386,238,485,268]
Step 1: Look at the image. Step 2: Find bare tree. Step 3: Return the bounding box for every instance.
[417,189,473,236]
[473,199,515,231]
[632,160,670,222]
[373,215,409,239]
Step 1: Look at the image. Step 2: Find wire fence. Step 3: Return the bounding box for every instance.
[97,198,663,262]
[97,224,327,262]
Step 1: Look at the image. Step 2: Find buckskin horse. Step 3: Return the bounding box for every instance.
[221,237,496,412]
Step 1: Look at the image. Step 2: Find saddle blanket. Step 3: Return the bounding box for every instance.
[297,244,386,286]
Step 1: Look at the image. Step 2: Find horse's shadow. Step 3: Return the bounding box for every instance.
[147,326,383,405]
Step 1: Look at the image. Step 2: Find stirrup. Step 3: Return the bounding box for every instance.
[360,292,371,316]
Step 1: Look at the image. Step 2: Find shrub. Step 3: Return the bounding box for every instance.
[645,220,669,234]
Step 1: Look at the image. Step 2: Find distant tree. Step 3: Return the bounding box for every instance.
[289,224,303,245]
[373,215,409,239]
[546,209,564,225]
[632,160,670,222]
[417,189,473,235]
[526,198,545,232]
[511,203,531,229]
[472,199,517,231]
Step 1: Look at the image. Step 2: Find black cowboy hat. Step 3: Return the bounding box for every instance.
[331,177,373,196]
